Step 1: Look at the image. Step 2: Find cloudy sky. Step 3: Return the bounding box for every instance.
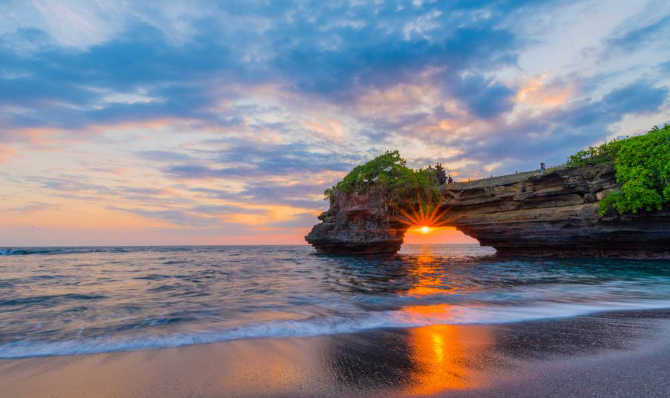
[1,0,669,246]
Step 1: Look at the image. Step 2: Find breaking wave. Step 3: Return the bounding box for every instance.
[2,300,670,358]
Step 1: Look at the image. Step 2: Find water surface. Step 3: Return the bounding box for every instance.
[1,244,670,358]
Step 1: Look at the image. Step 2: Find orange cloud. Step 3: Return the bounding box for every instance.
[515,75,574,108]
[87,117,195,134]
[302,119,344,142]
[225,204,319,227]
[6,127,64,145]
[354,82,443,117]
[7,117,197,144]
[0,146,16,163]
[2,203,168,230]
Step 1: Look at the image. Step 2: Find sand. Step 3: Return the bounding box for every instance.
[2,310,670,397]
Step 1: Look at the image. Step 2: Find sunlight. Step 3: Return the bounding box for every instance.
[403,324,492,394]
[393,190,453,236]
[396,201,450,230]
[404,226,479,244]
[407,225,441,235]
[395,189,480,244]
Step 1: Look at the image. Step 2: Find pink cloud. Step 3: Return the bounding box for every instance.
[515,75,575,108]
[0,146,16,163]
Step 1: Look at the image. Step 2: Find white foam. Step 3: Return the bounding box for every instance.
[2,299,670,359]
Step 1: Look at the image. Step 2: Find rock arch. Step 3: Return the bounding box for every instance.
[306,163,670,258]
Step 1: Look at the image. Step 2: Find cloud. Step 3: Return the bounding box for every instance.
[189,205,265,215]
[560,80,668,128]
[607,15,670,52]
[108,207,215,227]
[267,212,319,228]
[448,74,515,119]
[191,182,330,210]
[448,79,669,170]
[2,0,670,244]
[0,146,16,162]
[137,150,193,162]
[165,142,356,179]
[7,201,56,213]
[0,0,528,135]
[0,22,242,133]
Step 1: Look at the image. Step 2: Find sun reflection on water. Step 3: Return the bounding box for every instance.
[405,246,456,296]
[401,247,492,394]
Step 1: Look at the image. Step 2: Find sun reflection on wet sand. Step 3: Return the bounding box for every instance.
[401,247,493,395]
[403,323,493,395]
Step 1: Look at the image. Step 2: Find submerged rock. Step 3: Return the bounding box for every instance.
[306,162,670,259]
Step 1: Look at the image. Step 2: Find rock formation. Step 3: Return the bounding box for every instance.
[305,186,407,255]
[306,162,670,258]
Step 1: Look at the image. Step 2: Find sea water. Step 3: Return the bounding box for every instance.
[1,244,670,358]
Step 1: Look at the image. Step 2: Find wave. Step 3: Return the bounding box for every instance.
[0,246,289,256]
[0,247,186,256]
[0,293,106,307]
[1,299,669,359]
[0,247,129,256]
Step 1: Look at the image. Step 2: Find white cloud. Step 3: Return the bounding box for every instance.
[506,0,653,79]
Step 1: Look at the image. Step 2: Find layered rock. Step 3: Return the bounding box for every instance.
[306,162,670,258]
[306,187,407,254]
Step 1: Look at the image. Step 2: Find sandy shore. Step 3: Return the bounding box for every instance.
[2,310,670,397]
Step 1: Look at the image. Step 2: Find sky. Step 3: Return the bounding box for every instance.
[1,0,669,246]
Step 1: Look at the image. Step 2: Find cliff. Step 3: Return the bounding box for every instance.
[306,162,670,258]
[305,186,407,254]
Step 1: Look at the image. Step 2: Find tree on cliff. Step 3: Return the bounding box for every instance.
[568,124,670,216]
[323,150,440,208]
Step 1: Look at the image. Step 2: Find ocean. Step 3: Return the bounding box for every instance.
[2,244,670,359]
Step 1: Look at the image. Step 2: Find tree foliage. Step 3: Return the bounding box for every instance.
[601,125,670,216]
[566,138,624,167]
[324,150,441,206]
[568,125,670,216]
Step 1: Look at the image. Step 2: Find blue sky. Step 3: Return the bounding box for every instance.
[1,0,669,245]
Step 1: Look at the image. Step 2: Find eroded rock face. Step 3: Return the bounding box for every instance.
[305,187,408,254]
[306,162,670,258]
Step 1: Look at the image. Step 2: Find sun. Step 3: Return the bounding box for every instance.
[419,226,432,234]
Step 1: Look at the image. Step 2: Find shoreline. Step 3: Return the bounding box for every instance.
[4,301,670,359]
[2,309,670,397]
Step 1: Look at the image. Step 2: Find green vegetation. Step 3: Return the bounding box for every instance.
[567,125,670,216]
[324,150,441,206]
[566,139,624,167]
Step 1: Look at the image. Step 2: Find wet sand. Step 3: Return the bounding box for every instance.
[2,310,670,397]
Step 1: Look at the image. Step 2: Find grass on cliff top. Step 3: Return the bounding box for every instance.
[324,150,440,207]
[567,124,670,216]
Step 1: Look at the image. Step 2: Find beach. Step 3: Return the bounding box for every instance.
[4,0,670,395]
[2,309,670,398]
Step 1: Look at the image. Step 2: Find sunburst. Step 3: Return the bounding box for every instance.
[393,191,452,232]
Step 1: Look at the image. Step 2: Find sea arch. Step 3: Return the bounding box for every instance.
[306,163,670,258]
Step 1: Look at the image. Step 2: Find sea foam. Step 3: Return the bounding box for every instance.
[1,299,670,359]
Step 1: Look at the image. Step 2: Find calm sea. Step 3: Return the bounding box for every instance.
[1,244,670,358]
